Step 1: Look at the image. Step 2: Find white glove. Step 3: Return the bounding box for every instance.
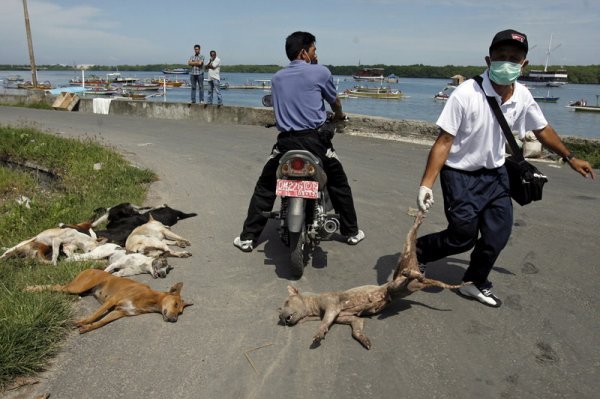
[417,186,434,212]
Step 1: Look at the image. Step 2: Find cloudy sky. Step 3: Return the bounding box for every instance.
[1,0,599,67]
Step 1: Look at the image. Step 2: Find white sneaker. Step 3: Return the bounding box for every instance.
[233,237,253,252]
[347,230,365,245]
[458,283,502,308]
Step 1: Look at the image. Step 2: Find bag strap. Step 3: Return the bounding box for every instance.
[472,75,524,162]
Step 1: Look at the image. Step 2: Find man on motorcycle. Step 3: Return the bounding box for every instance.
[234,31,364,252]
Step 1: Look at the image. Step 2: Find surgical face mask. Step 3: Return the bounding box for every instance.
[488,61,522,85]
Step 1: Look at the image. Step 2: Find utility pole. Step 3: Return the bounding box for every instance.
[22,0,38,87]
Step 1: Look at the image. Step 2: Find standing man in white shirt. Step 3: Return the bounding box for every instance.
[415,29,595,308]
[206,50,222,107]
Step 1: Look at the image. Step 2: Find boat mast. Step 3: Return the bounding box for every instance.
[21,0,38,87]
[544,33,561,72]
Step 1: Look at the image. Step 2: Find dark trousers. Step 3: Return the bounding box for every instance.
[416,165,513,286]
[190,74,204,103]
[240,130,358,241]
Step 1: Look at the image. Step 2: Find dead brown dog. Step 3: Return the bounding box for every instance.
[26,269,192,333]
[278,210,468,349]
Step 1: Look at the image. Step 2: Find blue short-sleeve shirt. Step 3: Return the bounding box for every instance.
[271,60,338,132]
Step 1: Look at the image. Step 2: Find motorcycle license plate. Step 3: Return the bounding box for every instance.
[276,179,319,199]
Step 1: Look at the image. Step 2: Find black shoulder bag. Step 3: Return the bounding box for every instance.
[473,75,547,206]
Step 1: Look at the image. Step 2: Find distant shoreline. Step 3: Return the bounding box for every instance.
[2,64,599,84]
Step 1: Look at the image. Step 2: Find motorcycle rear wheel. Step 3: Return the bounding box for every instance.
[289,227,307,278]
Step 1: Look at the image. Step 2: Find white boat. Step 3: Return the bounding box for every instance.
[344,85,402,99]
[518,34,567,87]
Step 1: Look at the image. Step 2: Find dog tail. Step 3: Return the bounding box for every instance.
[24,284,64,293]
[178,212,197,220]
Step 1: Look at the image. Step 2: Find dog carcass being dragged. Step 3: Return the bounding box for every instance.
[278,210,469,349]
[26,269,192,333]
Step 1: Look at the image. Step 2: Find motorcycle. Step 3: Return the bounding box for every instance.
[262,108,345,278]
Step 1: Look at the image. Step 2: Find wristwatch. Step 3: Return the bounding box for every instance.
[562,152,576,162]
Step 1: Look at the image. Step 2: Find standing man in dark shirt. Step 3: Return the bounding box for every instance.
[188,44,205,104]
[234,31,364,253]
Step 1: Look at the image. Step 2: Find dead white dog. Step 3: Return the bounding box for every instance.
[1,227,102,265]
[67,243,172,279]
[125,216,192,258]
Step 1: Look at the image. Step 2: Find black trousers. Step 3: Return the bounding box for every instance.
[239,130,358,241]
[416,165,513,286]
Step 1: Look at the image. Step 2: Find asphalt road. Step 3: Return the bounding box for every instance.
[1,107,599,399]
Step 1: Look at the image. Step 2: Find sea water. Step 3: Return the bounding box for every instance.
[1,70,599,138]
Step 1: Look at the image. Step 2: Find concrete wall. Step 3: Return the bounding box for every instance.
[0,91,439,140]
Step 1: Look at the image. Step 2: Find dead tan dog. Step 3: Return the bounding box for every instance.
[125,216,192,258]
[278,210,468,349]
[1,227,103,265]
[26,269,191,333]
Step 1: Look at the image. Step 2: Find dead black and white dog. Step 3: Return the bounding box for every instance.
[91,203,197,246]
[67,243,172,279]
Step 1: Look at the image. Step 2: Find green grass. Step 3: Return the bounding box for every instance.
[562,137,600,169]
[0,101,52,110]
[0,125,155,390]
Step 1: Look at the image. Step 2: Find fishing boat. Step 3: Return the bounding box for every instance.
[344,85,402,99]
[433,85,455,101]
[151,78,185,87]
[228,80,271,90]
[83,86,119,96]
[69,75,107,86]
[567,95,600,112]
[17,81,53,90]
[121,82,160,91]
[384,74,399,83]
[2,75,24,88]
[352,67,385,82]
[162,68,190,75]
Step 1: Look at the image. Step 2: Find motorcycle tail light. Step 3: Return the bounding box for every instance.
[290,158,305,171]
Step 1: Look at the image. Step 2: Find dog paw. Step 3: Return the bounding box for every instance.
[180,251,192,258]
[357,335,372,350]
[78,326,91,334]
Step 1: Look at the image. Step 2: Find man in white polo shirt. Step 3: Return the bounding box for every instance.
[415,29,595,307]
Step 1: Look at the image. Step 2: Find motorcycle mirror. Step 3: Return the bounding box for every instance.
[262,94,273,107]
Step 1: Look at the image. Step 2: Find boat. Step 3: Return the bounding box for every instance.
[162,68,190,75]
[352,67,385,82]
[384,74,399,83]
[152,78,185,88]
[567,95,600,112]
[2,75,24,88]
[532,90,559,103]
[16,81,53,90]
[83,86,119,96]
[69,75,107,86]
[518,34,568,87]
[228,80,271,90]
[433,85,456,101]
[120,92,147,100]
[519,69,568,87]
[121,82,160,91]
[107,72,137,84]
[344,85,402,99]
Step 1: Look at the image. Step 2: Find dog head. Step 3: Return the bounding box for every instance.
[161,282,192,322]
[151,256,173,279]
[278,285,311,326]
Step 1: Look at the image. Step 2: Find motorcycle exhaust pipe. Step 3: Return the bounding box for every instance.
[322,217,340,234]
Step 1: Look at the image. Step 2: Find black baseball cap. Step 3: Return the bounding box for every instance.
[489,29,528,55]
